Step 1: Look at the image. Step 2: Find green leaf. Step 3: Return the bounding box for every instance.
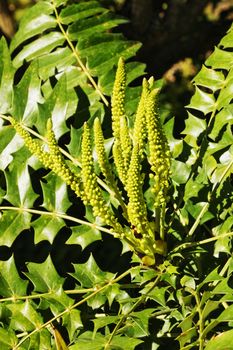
[12,61,43,125]
[62,309,83,340]
[60,2,106,25]
[206,46,233,70]
[177,314,197,348]
[0,126,22,170]
[41,172,71,213]
[10,2,54,52]
[53,0,67,7]
[109,335,143,350]
[193,65,225,92]
[0,256,28,297]
[164,117,183,158]
[69,331,105,350]
[204,329,233,350]
[13,32,65,68]
[25,256,65,293]
[67,225,101,250]
[202,300,220,321]
[4,160,38,207]
[198,266,224,289]
[212,278,233,295]
[171,159,190,184]
[0,210,31,247]
[216,70,233,110]
[183,112,206,147]
[69,332,143,350]
[0,37,15,114]
[78,33,141,76]
[32,214,65,244]
[187,86,216,115]
[8,300,43,332]
[92,315,119,337]
[38,47,75,81]
[185,201,214,224]
[218,305,233,322]
[209,106,233,141]
[180,276,196,290]
[37,74,70,137]
[220,24,233,48]
[141,285,168,307]
[68,12,128,39]
[71,255,115,288]
[127,309,155,337]
[0,328,18,350]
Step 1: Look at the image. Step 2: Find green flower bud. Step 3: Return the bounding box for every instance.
[145,89,171,209]
[111,57,126,141]
[126,144,150,235]
[81,123,124,233]
[133,78,149,157]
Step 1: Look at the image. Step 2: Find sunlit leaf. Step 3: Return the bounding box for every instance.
[205,329,233,350]
[70,255,115,288]
[67,225,101,250]
[0,257,28,297]
[0,210,31,247]
[0,37,15,114]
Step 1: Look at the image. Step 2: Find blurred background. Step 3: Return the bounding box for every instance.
[1,0,233,123]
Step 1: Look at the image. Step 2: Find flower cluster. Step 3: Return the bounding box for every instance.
[145,89,171,210]
[10,118,82,198]
[111,57,132,185]
[10,56,171,265]
[81,123,124,236]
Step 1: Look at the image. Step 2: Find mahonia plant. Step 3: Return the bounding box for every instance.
[10,58,171,266]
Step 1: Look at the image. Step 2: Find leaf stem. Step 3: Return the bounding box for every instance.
[187,158,233,237]
[170,231,233,255]
[13,266,140,349]
[104,271,163,349]
[0,206,115,235]
[0,114,125,207]
[51,0,109,107]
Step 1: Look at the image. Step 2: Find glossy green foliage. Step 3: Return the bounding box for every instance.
[0,1,232,349]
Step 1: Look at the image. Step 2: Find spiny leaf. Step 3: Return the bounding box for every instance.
[193,64,225,92]
[0,126,23,170]
[209,106,233,141]
[0,210,31,247]
[10,2,54,52]
[0,256,28,297]
[182,112,206,147]
[25,255,65,293]
[71,255,115,288]
[62,309,83,340]
[206,46,233,70]
[69,331,143,350]
[0,328,18,349]
[0,37,15,114]
[32,172,71,244]
[7,300,44,332]
[66,225,101,250]
[186,85,216,115]
[204,329,233,350]
[13,32,65,69]
[220,23,233,48]
[4,160,38,207]
[60,1,106,25]
[68,12,128,39]
[40,172,71,213]
[37,74,70,137]
[12,61,43,125]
